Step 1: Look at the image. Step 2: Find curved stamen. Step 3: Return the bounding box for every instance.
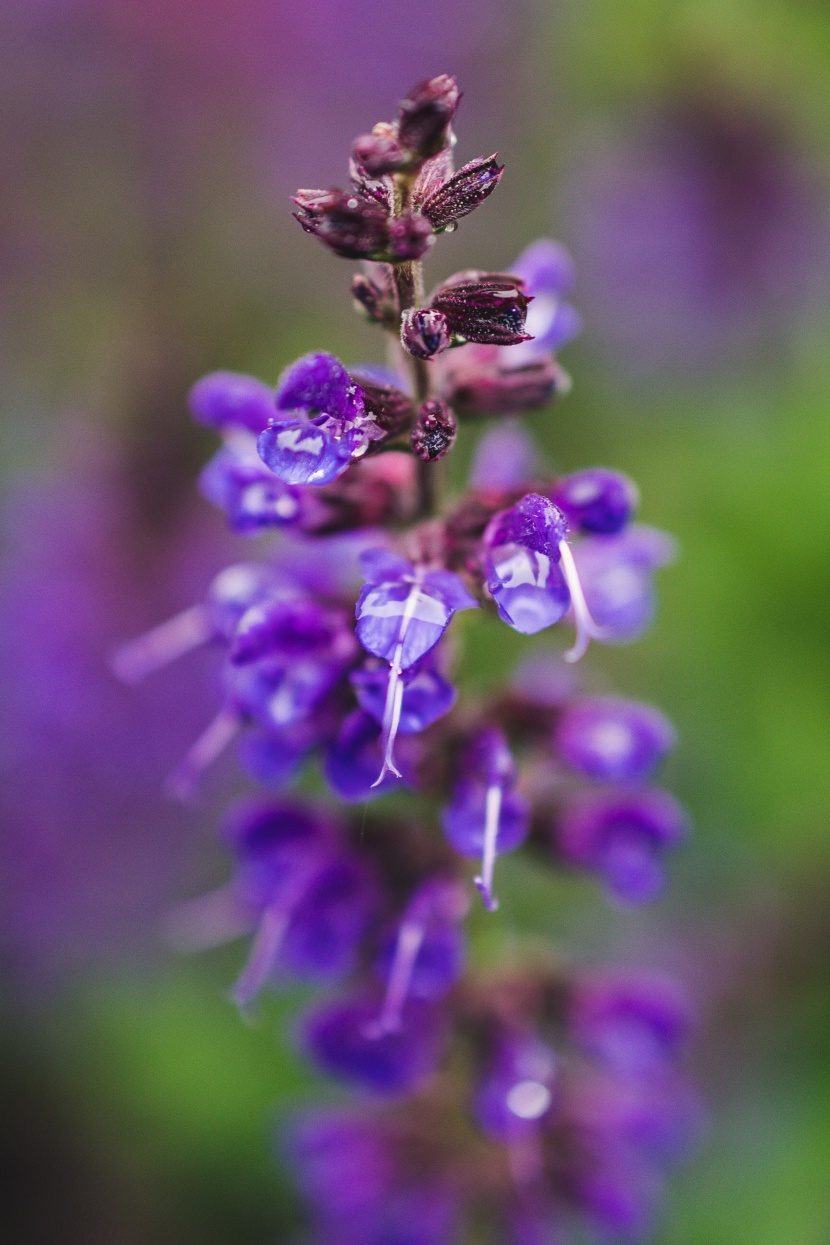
[164,884,254,952]
[372,570,425,787]
[370,916,427,1036]
[165,706,241,803]
[558,540,607,663]
[111,605,212,684]
[474,782,503,912]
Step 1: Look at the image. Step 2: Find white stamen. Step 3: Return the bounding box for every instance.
[165,706,241,803]
[163,884,254,952]
[371,571,425,787]
[558,540,607,663]
[370,917,426,1036]
[111,605,212,684]
[473,782,503,912]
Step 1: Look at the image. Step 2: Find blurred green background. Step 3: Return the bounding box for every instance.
[2,1,830,1241]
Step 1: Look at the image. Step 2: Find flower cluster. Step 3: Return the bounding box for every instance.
[117,76,697,1243]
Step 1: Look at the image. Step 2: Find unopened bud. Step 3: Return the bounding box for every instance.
[397,74,460,160]
[430,272,532,345]
[351,273,395,325]
[400,307,451,360]
[449,357,566,416]
[410,399,457,461]
[388,213,434,261]
[292,188,390,260]
[352,124,409,177]
[421,154,504,230]
[351,371,415,436]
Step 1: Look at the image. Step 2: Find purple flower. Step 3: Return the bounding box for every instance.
[355,550,477,784]
[371,877,468,1034]
[258,352,383,486]
[483,492,609,659]
[569,97,830,376]
[508,238,583,357]
[554,698,677,785]
[570,525,677,645]
[350,658,456,736]
[474,1032,557,1141]
[570,972,694,1076]
[556,789,688,904]
[324,709,411,803]
[469,425,536,493]
[552,469,638,536]
[302,993,447,1097]
[199,434,303,535]
[441,728,529,911]
[188,370,276,433]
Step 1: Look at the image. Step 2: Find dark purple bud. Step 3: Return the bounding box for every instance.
[570,971,694,1075]
[187,371,276,433]
[292,188,390,260]
[430,273,532,345]
[448,356,564,417]
[410,399,457,462]
[421,154,504,230]
[397,74,460,160]
[474,1033,557,1141]
[553,469,639,536]
[557,788,688,905]
[554,697,677,784]
[388,212,435,261]
[401,307,451,360]
[352,126,409,176]
[352,374,415,437]
[351,272,396,325]
[301,993,447,1097]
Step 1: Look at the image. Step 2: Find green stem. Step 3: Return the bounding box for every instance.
[391,259,441,518]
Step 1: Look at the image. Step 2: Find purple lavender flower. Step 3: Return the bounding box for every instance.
[569,972,694,1076]
[355,549,477,784]
[554,697,677,785]
[371,877,468,1034]
[302,993,448,1097]
[441,728,530,911]
[508,238,583,358]
[324,709,411,802]
[257,352,383,486]
[473,1031,558,1141]
[556,789,688,904]
[552,469,638,536]
[570,525,677,645]
[350,657,456,736]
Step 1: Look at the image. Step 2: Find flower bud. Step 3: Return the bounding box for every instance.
[448,357,565,416]
[430,273,532,345]
[410,399,457,462]
[400,307,451,360]
[388,213,434,261]
[351,124,409,177]
[292,188,389,260]
[421,155,504,230]
[397,74,460,160]
[351,371,415,436]
[351,273,395,325]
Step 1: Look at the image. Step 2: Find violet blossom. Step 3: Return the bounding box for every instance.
[115,74,699,1245]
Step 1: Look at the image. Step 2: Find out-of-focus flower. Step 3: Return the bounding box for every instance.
[569,94,830,376]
